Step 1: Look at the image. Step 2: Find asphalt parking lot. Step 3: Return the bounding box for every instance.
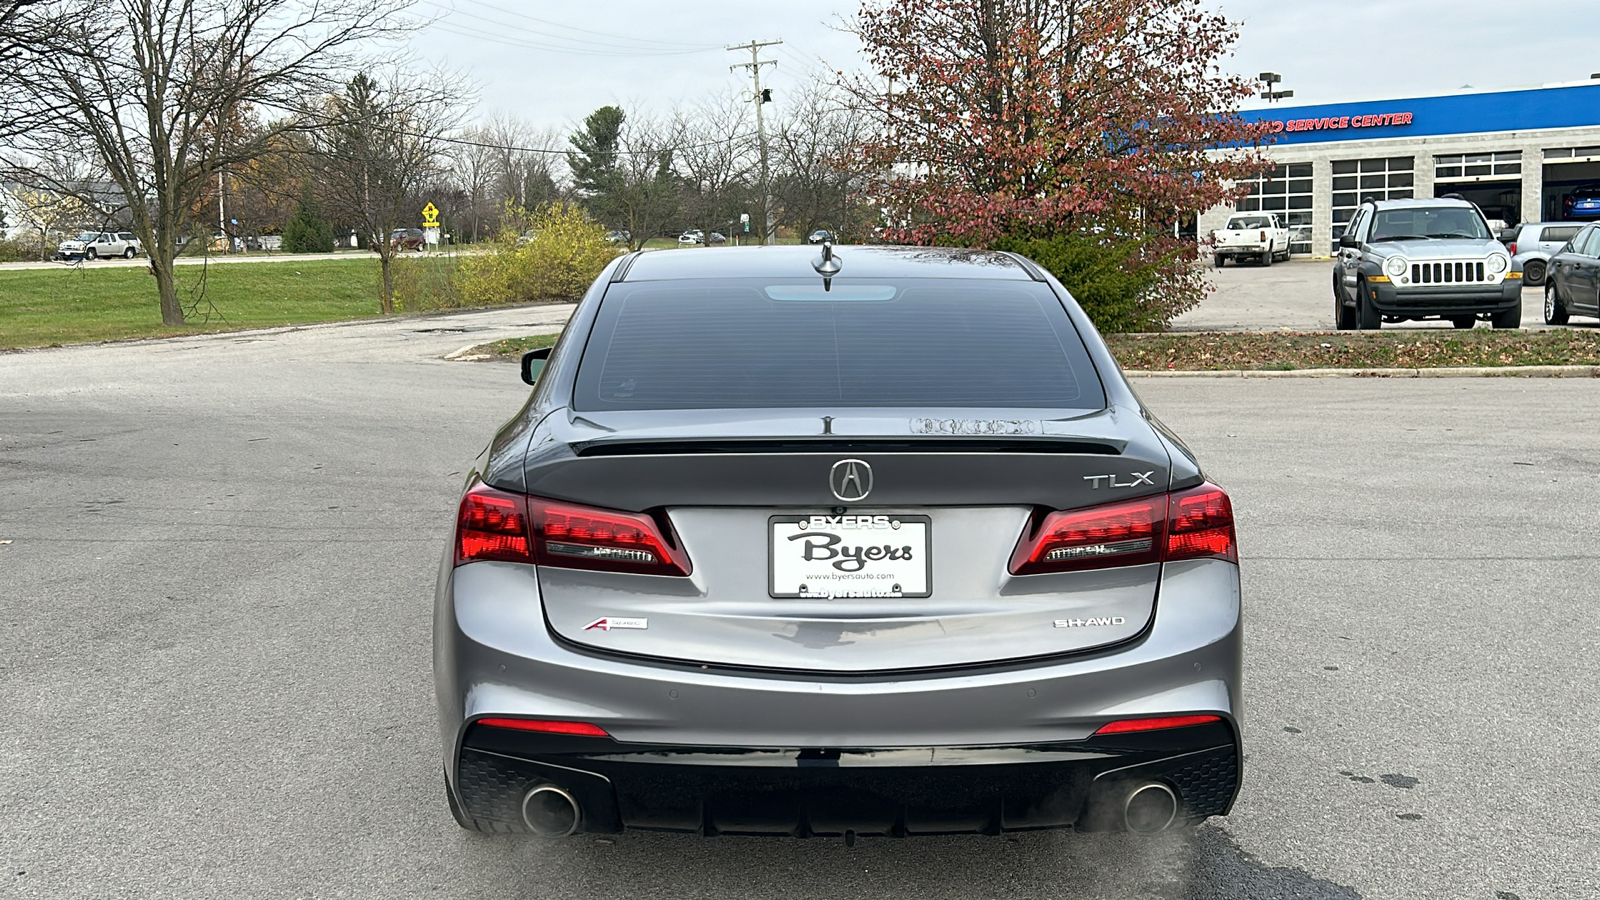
[1172,257,1582,333]
[2,307,1596,899]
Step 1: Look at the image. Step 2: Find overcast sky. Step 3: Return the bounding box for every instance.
[410,0,1600,131]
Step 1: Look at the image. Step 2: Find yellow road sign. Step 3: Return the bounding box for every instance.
[421,202,439,225]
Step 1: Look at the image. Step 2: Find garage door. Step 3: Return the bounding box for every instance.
[1332,157,1414,241]
[1235,163,1313,255]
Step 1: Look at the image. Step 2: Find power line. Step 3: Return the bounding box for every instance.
[422,0,721,56]
[425,17,719,57]
[453,0,718,50]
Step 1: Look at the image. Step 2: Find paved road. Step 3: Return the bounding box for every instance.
[1172,258,1586,333]
[0,250,455,271]
[2,307,1596,898]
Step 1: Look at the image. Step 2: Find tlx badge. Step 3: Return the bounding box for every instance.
[1083,472,1156,489]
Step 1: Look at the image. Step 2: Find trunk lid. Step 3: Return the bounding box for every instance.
[526,407,1174,673]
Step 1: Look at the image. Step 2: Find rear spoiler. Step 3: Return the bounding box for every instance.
[572,437,1127,458]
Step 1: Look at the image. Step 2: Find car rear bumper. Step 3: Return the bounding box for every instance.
[454,719,1240,836]
[434,557,1243,834]
[1372,279,1522,314]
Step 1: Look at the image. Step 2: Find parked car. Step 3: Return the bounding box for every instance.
[1541,221,1600,325]
[677,230,705,245]
[1212,212,1291,267]
[1333,198,1521,330]
[391,228,426,251]
[707,232,727,245]
[807,229,835,244]
[605,230,631,245]
[56,230,141,260]
[1506,221,1584,286]
[1562,186,1600,220]
[436,244,1243,840]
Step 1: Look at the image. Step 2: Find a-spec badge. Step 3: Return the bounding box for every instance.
[829,458,874,502]
[584,617,648,632]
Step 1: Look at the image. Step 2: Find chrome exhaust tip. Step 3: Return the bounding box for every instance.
[521,783,580,837]
[1122,782,1179,835]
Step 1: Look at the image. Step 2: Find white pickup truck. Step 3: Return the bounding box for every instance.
[1212,212,1292,268]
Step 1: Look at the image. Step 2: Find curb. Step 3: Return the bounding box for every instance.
[1125,365,1600,378]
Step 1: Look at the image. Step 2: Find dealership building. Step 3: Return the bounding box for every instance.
[1199,81,1600,257]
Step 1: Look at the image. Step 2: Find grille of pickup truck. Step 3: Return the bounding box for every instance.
[1411,261,1486,284]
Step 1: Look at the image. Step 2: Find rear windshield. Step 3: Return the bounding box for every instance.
[1227,216,1272,229]
[572,278,1105,411]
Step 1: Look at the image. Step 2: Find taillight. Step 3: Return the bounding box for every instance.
[1259,229,1267,242]
[1507,242,1517,255]
[454,486,691,575]
[1166,484,1237,563]
[528,497,692,576]
[1009,482,1235,575]
[456,483,533,565]
[1008,498,1163,575]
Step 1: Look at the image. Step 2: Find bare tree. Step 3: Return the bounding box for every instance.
[449,125,500,243]
[2,0,412,325]
[311,70,463,314]
[610,116,684,251]
[771,80,876,240]
[0,1,60,141]
[484,116,565,212]
[673,91,756,243]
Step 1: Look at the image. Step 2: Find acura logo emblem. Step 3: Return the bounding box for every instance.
[829,459,873,502]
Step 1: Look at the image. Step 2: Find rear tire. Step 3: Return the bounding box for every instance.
[1450,316,1476,330]
[123,247,136,259]
[1491,304,1521,329]
[1524,259,1546,286]
[1334,276,1356,330]
[1214,254,1224,269]
[1357,279,1381,329]
[1261,248,1273,267]
[1544,282,1570,325]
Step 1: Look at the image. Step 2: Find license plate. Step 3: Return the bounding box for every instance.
[769,514,931,599]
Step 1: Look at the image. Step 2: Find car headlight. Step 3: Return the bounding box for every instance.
[1385,257,1407,278]
[1488,254,1509,274]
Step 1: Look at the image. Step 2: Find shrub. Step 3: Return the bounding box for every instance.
[281,199,335,253]
[991,231,1193,334]
[391,253,464,312]
[458,201,616,305]
[0,239,44,262]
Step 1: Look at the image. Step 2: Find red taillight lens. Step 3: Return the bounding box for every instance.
[1166,484,1236,563]
[1094,714,1221,735]
[529,497,692,577]
[456,483,532,565]
[1009,498,1163,575]
[474,717,610,737]
[453,486,692,576]
[1009,483,1236,574]
[1507,242,1517,255]
[1259,230,1267,242]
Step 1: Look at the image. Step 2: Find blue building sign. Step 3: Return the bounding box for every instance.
[1241,83,1600,145]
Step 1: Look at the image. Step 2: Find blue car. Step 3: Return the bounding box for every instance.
[1562,186,1600,220]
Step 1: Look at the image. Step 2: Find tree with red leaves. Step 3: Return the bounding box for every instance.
[848,0,1271,330]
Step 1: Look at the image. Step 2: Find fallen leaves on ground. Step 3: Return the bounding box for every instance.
[1107,330,1600,370]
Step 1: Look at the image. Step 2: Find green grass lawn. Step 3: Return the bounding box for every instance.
[0,258,383,349]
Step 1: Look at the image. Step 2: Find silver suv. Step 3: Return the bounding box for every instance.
[1333,198,1522,330]
[56,230,141,261]
[1507,222,1583,286]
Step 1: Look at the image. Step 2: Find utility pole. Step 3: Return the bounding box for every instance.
[729,38,780,245]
